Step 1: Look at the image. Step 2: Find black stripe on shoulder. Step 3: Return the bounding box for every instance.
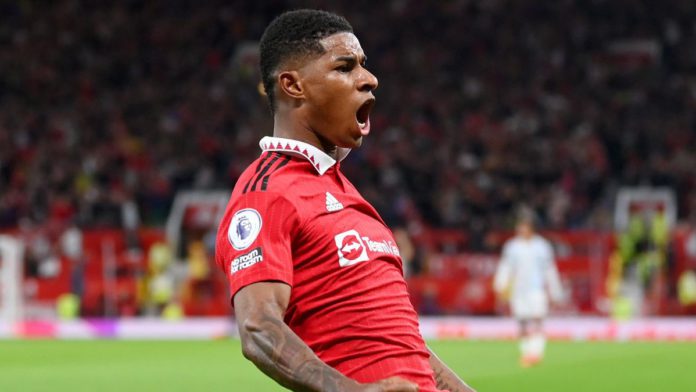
[243,152,272,194]
[250,152,282,192]
[261,154,291,191]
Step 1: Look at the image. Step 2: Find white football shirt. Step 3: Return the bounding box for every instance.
[494,235,562,301]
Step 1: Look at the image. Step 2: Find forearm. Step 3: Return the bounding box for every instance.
[428,348,476,392]
[241,313,360,392]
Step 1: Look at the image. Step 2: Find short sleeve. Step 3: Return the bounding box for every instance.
[542,240,555,266]
[501,242,512,263]
[215,191,300,302]
[494,242,514,293]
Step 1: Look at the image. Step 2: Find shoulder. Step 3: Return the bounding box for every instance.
[507,236,523,246]
[233,152,302,195]
[534,236,554,253]
[221,154,304,240]
[223,190,299,227]
[503,238,519,252]
[535,235,551,246]
[215,189,301,265]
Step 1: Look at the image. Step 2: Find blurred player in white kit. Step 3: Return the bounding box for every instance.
[494,208,563,367]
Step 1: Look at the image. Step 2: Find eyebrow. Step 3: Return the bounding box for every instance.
[335,54,367,64]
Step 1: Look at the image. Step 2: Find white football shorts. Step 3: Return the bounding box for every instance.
[511,291,548,319]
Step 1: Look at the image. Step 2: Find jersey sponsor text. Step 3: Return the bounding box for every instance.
[334,229,401,267]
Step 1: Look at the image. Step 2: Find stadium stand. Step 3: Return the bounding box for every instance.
[1,1,695,317]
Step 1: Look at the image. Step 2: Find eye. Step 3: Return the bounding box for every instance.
[336,64,353,73]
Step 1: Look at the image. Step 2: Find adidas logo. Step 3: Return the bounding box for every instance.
[325,192,344,212]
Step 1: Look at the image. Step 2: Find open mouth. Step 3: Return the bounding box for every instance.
[356,98,375,135]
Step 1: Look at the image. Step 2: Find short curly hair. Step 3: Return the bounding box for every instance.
[259,9,353,112]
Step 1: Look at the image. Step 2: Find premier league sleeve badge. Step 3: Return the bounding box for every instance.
[228,208,263,250]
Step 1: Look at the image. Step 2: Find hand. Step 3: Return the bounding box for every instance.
[358,376,419,392]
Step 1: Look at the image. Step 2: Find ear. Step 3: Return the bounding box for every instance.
[277,70,304,100]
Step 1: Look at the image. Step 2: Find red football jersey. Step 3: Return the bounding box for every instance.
[216,137,442,391]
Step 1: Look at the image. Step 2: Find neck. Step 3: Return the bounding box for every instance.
[273,109,337,158]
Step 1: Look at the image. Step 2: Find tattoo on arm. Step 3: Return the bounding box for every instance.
[433,367,457,391]
[242,313,355,392]
[428,348,475,392]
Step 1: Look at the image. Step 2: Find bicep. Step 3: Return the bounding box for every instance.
[496,246,514,275]
[494,247,513,290]
[544,248,557,272]
[234,281,292,326]
[500,244,516,267]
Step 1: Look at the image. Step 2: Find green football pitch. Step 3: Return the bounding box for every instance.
[0,340,693,391]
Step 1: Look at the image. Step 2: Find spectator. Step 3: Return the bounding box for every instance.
[1,0,695,243]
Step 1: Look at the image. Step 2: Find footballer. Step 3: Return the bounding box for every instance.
[494,208,563,367]
[215,9,474,392]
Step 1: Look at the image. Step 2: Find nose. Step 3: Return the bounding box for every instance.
[358,68,378,92]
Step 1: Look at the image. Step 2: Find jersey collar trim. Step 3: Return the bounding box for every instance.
[259,136,350,175]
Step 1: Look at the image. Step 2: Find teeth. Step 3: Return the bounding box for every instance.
[358,121,366,128]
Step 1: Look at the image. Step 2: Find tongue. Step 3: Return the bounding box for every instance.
[360,117,371,136]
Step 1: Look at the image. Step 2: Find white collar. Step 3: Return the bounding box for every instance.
[259,136,350,175]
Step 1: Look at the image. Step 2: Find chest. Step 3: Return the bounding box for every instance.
[291,184,401,272]
[510,242,546,271]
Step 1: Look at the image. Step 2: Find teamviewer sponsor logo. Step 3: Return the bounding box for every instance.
[363,237,400,257]
[334,230,369,267]
[230,247,264,274]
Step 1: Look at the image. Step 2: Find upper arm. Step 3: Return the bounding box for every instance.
[500,242,514,265]
[215,191,301,303]
[494,244,513,292]
[234,281,292,326]
[234,281,292,362]
[543,241,556,269]
[497,243,514,270]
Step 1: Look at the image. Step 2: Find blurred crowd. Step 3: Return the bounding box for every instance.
[2,0,696,250]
